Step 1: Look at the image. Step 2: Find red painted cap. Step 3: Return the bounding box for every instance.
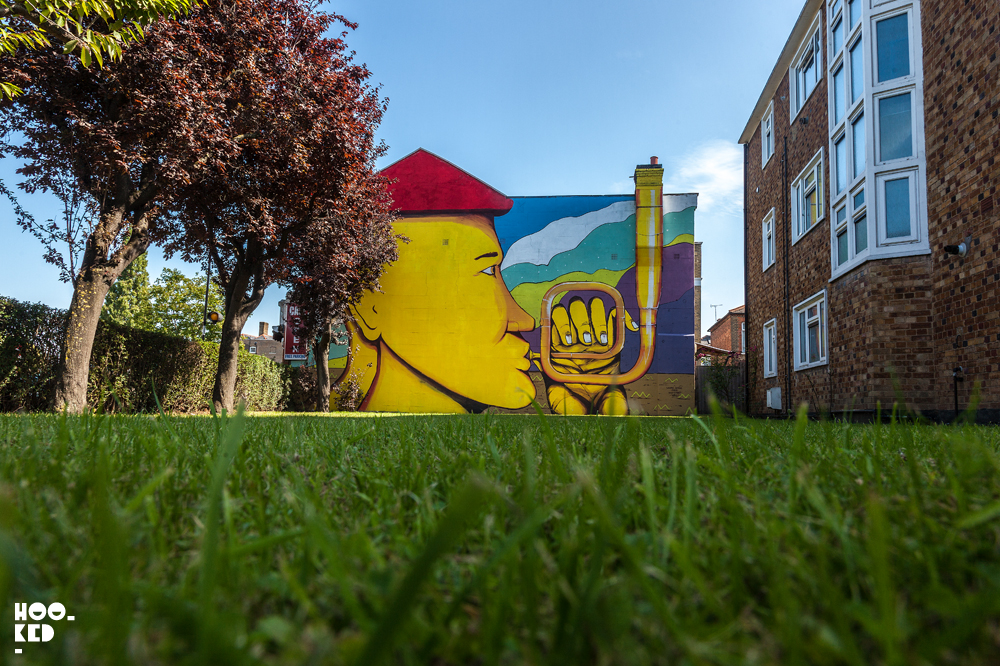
[380,148,513,216]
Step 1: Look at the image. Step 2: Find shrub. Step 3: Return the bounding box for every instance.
[0,295,288,412]
[0,297,64,411]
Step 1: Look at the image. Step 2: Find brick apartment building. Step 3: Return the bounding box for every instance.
[707,306,746,353]
[740,0,998,420]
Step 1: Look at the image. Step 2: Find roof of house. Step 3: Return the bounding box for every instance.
[707,305,746,333]
[697,342,742,356]
[380,148,513,216]
[738,0,824,145]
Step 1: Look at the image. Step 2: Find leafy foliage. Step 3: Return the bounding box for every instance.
[0,295,285,412]
[0,0,198,97]
[0,411,998,663]
[0,297,64,410]
[2,0,249,410]
[101,252,154,331]
[1,0,392,412]
[150,268,224,342]
[103,254,225,342]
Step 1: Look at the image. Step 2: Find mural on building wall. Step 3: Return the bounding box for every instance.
[332,149,696,415]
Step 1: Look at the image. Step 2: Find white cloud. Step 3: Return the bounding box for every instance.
[661,140,746,331]
[662,140,744,219]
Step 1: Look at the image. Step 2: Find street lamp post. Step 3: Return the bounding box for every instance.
[201,249,212,340]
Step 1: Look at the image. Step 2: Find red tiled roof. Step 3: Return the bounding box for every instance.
[380,148,513,216]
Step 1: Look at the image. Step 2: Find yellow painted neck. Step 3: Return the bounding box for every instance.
[363,341,467,413]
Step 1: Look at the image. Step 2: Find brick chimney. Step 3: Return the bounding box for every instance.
[259,322,269,337]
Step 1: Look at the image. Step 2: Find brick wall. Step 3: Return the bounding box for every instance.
[709,317,733,351]
[708,311,746,353]
[745,5,832,413]
[922,0,1000,413]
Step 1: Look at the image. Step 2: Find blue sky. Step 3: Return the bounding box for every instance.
[1,0,806,336]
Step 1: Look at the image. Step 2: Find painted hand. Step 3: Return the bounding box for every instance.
[546,296,639,415]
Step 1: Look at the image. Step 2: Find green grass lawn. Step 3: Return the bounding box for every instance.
[1,409,999,665]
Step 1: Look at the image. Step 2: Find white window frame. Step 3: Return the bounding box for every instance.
[761,102,775,167]
[793,290,828,371]
[790,15,824,122]
[791,148,825,245]
[871,6,915,90]
[829,0,928,282]
[873,88,917,166]
[763,318,777,378]
[762,207,776,271]
[249,346,257,353]
[875,168,920,245]
[741,322,746,353]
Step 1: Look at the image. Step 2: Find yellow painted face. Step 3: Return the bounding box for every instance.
[353,214,537,410]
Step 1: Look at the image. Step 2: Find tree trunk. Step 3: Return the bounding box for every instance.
[313,327,331,412]
[52,271,113,412]
[212,310,248,414]
[211,250,266,414]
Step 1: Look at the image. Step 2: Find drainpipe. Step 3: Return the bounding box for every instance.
[743,143,750,414]
[782,137,792,416]
[952,366,964,421]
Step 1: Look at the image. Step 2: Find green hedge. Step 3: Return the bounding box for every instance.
[1,296,288,413]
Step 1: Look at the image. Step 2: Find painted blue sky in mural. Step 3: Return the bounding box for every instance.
[0,0,809,334]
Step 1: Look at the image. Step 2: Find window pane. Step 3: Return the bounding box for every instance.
[799,312,807,363]
[806,188,818,229]
[838,230,849,265]
[819,302,825,354]
[834,66,845,124]
[835,136,847,193]
[836,206,847,227]
[855,214,868,252]
[852,113,866,178]
[849,0,860,29]
[831,0,842,18]
[879,93,913,161]
[833,18,844,54]
[853,188,865,209]
[876,14,910,82]
[850,40,864,103]
[808,322,819,363]
[885,178,911,238]
[771,330,776,372]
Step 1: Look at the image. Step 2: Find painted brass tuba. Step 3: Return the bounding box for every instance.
[535,161,663,385]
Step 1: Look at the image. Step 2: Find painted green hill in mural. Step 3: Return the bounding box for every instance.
[508,268,631,325]
[662,206,695,241]
[501,217,636,288]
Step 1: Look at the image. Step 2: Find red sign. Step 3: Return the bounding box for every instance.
[284,303,307,361]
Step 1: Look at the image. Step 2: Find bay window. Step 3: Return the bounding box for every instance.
[829,0,927,280]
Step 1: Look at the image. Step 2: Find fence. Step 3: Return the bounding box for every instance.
[695,360,746,414]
